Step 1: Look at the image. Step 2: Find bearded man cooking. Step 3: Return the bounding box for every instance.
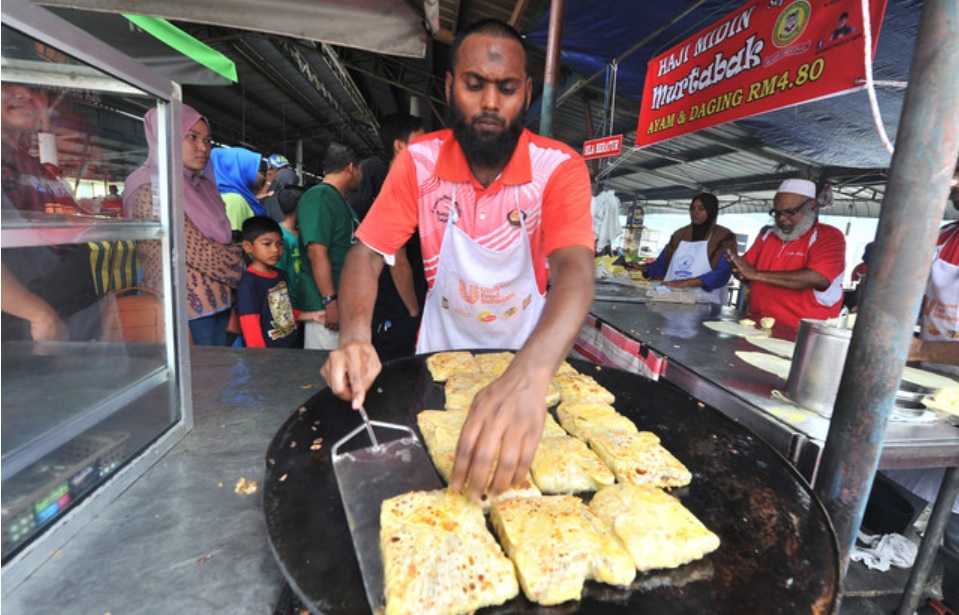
[727,178,846,329]
[320,19,595,500]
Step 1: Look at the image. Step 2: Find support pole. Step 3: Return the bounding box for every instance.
[814,0,959,593]
[539,0,565,138]
[896,468,959,615]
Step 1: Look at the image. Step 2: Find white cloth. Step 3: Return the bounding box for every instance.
[850,531,918,571]
[591,190,622,253]
[663,236,728,305]
[303,321,339,350]
[416,186,545,353]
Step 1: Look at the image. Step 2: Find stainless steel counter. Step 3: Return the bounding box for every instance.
[587,301,959,482]
[3,347,328,614]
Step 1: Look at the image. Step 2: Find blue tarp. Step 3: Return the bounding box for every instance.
[525,0,921,168]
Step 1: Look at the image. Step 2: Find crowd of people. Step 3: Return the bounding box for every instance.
[3,18,957,610]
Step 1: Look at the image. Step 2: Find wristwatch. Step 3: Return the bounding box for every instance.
[321,294,338,307]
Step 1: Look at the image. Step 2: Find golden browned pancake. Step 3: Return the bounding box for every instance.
[552,373,616,404]
[531,435,615,494]
[381,490,519,615]
[556,402,638,442]
[490,495,635,605]
[589,431,691,488]
[474,351,516,378]
[416,410,541,508]
[589,483,720,572]
[425,351,479,382]
[443,372,491,411]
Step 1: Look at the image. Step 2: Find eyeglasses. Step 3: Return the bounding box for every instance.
[769,200,811,219]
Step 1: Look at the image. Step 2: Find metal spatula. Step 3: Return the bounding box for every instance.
[331,415,442,614]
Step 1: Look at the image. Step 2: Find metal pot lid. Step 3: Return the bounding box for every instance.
[263,355,840,614]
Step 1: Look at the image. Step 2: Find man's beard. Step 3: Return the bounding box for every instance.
[773,209,816,242]
[449,91,524,169]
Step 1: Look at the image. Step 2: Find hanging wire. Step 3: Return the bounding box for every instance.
[861,0,895,154]
[598,60,620,190]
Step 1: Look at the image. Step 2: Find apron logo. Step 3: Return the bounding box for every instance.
[459,280,516,305]
[503,306,518,318]
[507,208,527,227]
[441,296,450,309]
[522,294,532,309]
[432,195,460,224]
[478,311,496,323]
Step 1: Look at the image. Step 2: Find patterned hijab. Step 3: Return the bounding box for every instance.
[123,105,232,244]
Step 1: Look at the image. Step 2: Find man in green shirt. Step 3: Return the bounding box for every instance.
[298,142,362,349]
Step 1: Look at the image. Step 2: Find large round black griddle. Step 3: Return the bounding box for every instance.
[264,354,840,614]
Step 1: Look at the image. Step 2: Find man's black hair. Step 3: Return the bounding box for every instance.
[242,215,281,243]
[323,141,360,174]
[278,185,305,217]
[380,113,425,159]
[449,18,528,75]
[839,11,849,19]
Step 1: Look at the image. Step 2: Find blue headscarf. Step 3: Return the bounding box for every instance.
[210,147,265,216]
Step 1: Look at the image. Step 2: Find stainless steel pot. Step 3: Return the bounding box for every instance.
[785,319,853,417]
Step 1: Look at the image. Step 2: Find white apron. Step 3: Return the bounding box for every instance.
[920,242,959,342]
[416,186,546,353]
[664,236,728,305]
[918,241,959,378]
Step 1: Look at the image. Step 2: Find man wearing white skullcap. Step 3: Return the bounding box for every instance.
[726,178,846,328]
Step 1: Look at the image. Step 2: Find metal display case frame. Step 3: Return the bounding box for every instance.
[1,0,193,593]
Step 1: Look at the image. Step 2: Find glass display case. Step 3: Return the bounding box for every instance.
[1,0,193,588]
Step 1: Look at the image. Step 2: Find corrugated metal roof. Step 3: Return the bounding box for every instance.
[33,1,957,220]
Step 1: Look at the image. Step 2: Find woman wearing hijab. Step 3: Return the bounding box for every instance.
[636,192,738,304]
[210,147,266,234]
[123,105,244,346]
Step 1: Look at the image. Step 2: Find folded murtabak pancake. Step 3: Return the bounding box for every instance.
[490,495,635,605]
[475,351,517,378]
[589,483,720,572]
[542,413,567,438]
[556,402,638,442]
[444,372,491,411]
[552,373,616,404]
[416,410,540,508]
[381,490,519,615]
[426,351,479,382]
[531,435,615,494]
[588,431,692,488]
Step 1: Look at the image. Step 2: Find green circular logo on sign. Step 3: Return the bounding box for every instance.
[773,1,811,48]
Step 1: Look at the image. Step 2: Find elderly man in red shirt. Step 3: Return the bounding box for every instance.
[727,179,846,329]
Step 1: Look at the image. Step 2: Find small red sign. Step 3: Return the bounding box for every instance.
[582,134,623,160]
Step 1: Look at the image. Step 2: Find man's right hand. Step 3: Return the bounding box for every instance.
[320,340,382,408]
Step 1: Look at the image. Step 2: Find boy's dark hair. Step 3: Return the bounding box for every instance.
[449,19,527,75]
[380,113,425,159]
[242,215,281,243]
[278,185,305,216]
[323,142,360,174]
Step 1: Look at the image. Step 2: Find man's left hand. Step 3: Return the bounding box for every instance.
[449,366,547,500]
